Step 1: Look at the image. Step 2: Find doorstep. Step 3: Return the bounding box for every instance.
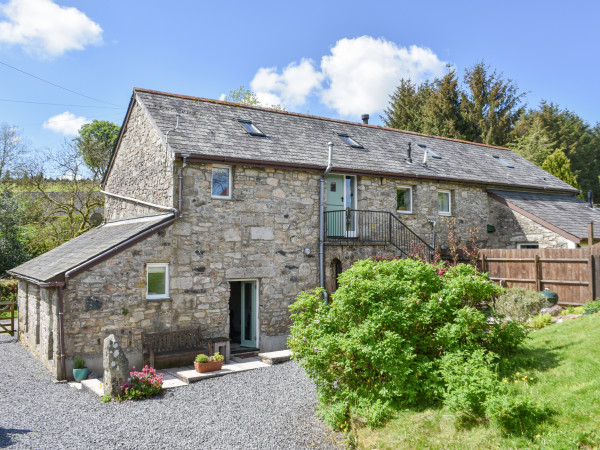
[74,356,274,396]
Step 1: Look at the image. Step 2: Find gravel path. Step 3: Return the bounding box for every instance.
[0,334,344,449]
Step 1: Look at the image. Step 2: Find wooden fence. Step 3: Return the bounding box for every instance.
[480,248,600,305]
[0,302,16,336]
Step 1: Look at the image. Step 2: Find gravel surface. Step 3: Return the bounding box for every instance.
[0,334,344,449]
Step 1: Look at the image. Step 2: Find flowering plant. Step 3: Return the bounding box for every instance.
[120,365,163,400]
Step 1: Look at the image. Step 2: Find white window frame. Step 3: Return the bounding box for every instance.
[438,190,452,216]
[517,242,539,249]
[396,186,413,214]
[146,263,170,300]
[211,165,232,199]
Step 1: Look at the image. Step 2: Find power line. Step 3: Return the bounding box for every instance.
[0,99,125,109]
[0,59,123,107]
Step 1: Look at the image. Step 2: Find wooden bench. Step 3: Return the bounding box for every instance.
[141,327,209,368]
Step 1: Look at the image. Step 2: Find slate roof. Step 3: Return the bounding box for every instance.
[130,88,578,194]
[488,190,600,241]
[8,214,174,283]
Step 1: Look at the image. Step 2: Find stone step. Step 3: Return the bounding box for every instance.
[177,359,269,383]
[258,350,292,365]
[81,378,104,396]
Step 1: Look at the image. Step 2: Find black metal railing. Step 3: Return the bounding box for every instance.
[324,209,434,261]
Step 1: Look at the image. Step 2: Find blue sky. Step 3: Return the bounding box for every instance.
[1,0,599,154]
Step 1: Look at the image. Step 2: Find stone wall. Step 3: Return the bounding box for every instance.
[104,100,175,222]
[487,197,575,248]
[17,281,60,378]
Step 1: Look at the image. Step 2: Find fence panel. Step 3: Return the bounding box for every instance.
[480,248,596,305]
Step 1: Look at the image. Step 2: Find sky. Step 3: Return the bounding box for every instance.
[1,0,599,156]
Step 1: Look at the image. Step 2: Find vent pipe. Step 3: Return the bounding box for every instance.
[361,114,369,125]
[589,190,593,208]
[407,142,413,164]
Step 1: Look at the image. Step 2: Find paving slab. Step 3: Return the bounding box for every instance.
[81,378,104,396]
[258,350,292,365]
[177,360,269,383]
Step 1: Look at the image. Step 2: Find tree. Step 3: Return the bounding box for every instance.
[382,79,428,131]
[459,63,525,145]
[422,67,464,139]
[0,123,27,179]
[0,187,31,275]
[509,102,599,198]
[541,149,581,192]
[222,86,285,110]
[73,120,120,179]
[18,142,104,254]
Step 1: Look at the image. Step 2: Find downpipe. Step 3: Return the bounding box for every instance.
[319,142,334,304]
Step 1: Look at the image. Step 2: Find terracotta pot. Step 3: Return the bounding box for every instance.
[194,360,223,373]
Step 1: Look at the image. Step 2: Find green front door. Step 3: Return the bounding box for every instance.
[240,281,256,348]
[326,174,345,236]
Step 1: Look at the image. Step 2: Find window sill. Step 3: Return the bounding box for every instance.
[439,212,452,217]
[146,297,172,302]
[397,210,413,215]
[211,196,232,200]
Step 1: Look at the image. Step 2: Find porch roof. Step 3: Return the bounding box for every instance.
[8,214,174,284]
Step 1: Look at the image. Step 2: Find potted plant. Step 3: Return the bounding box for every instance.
[73,358,89,382]
[194,352,225,373]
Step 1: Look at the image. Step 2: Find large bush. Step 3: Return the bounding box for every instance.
[288,258,528,429]
[493,287,549,322]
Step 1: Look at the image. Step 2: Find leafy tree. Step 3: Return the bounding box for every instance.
[73,120,120,179]
[0,187,31,275]
[0,123,27,179]
[18,142,104,254]
[541,149,581,192]
[222,86,285,110]
[509,102,599,198]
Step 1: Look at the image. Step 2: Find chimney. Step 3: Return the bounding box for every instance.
[361,114,369,125]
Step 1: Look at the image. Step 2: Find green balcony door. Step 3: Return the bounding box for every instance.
[326,174,356,237]
[240,281,256,348]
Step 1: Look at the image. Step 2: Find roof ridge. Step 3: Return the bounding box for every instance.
[133,87,517,153]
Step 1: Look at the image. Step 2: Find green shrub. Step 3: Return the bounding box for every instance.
[211,352,224,362]
[195,353,208,363]
[485,391,551,436]
[529,313,553,329]
[562,306,585,316]
[0,279,17,302]
[74,359,85,369]
[493,287,548,323]
[101,395,111,403]
[583,300,600,315]
[288,258,527,429]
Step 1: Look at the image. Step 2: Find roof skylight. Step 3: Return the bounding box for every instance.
[492,155,515,168]
[417,144,442,159]
[238,120,266,137]
[338,133,365,149]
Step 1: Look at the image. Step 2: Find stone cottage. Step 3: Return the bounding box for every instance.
[9,88,600,380]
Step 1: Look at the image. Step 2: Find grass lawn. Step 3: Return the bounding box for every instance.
[356,313,600,449]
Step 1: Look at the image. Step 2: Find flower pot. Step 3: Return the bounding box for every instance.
[194,360,223,373]
[73,367,89,382]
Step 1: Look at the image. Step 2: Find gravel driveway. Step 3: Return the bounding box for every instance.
[0,334,344,449]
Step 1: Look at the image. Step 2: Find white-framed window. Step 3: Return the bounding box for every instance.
[517,242,539,249]
[146,263,169,300]
[396,186,413,214]
[212,165,232,199]
[438,190,451,216]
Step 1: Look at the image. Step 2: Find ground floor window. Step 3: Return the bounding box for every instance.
[517,242,539,249]
[438,190,451,216]
[396,186,413,213]
[146,263,169,300]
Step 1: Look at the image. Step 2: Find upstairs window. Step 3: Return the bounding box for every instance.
[212,165,232,199]
[396,186,413,213]
[438,190,451,216]
[338,133,365,149]
[146,263,169,300]
[238,120,266,137]
[418,144,442,159]
[492,155,515,168]
[517,242,539,249]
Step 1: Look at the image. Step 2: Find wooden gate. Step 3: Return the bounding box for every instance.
[480,248,600,305]
[0,302,16,336]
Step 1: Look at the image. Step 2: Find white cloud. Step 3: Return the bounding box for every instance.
[248,36,447,117]
[251,59,323,108]
[0,0,103,58]
[43,111,89,135]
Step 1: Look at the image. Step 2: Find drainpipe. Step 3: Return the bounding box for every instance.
[427,219,437,258]
[58,285,66,381]
[319,142,334,303]
[178,155,188,217]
